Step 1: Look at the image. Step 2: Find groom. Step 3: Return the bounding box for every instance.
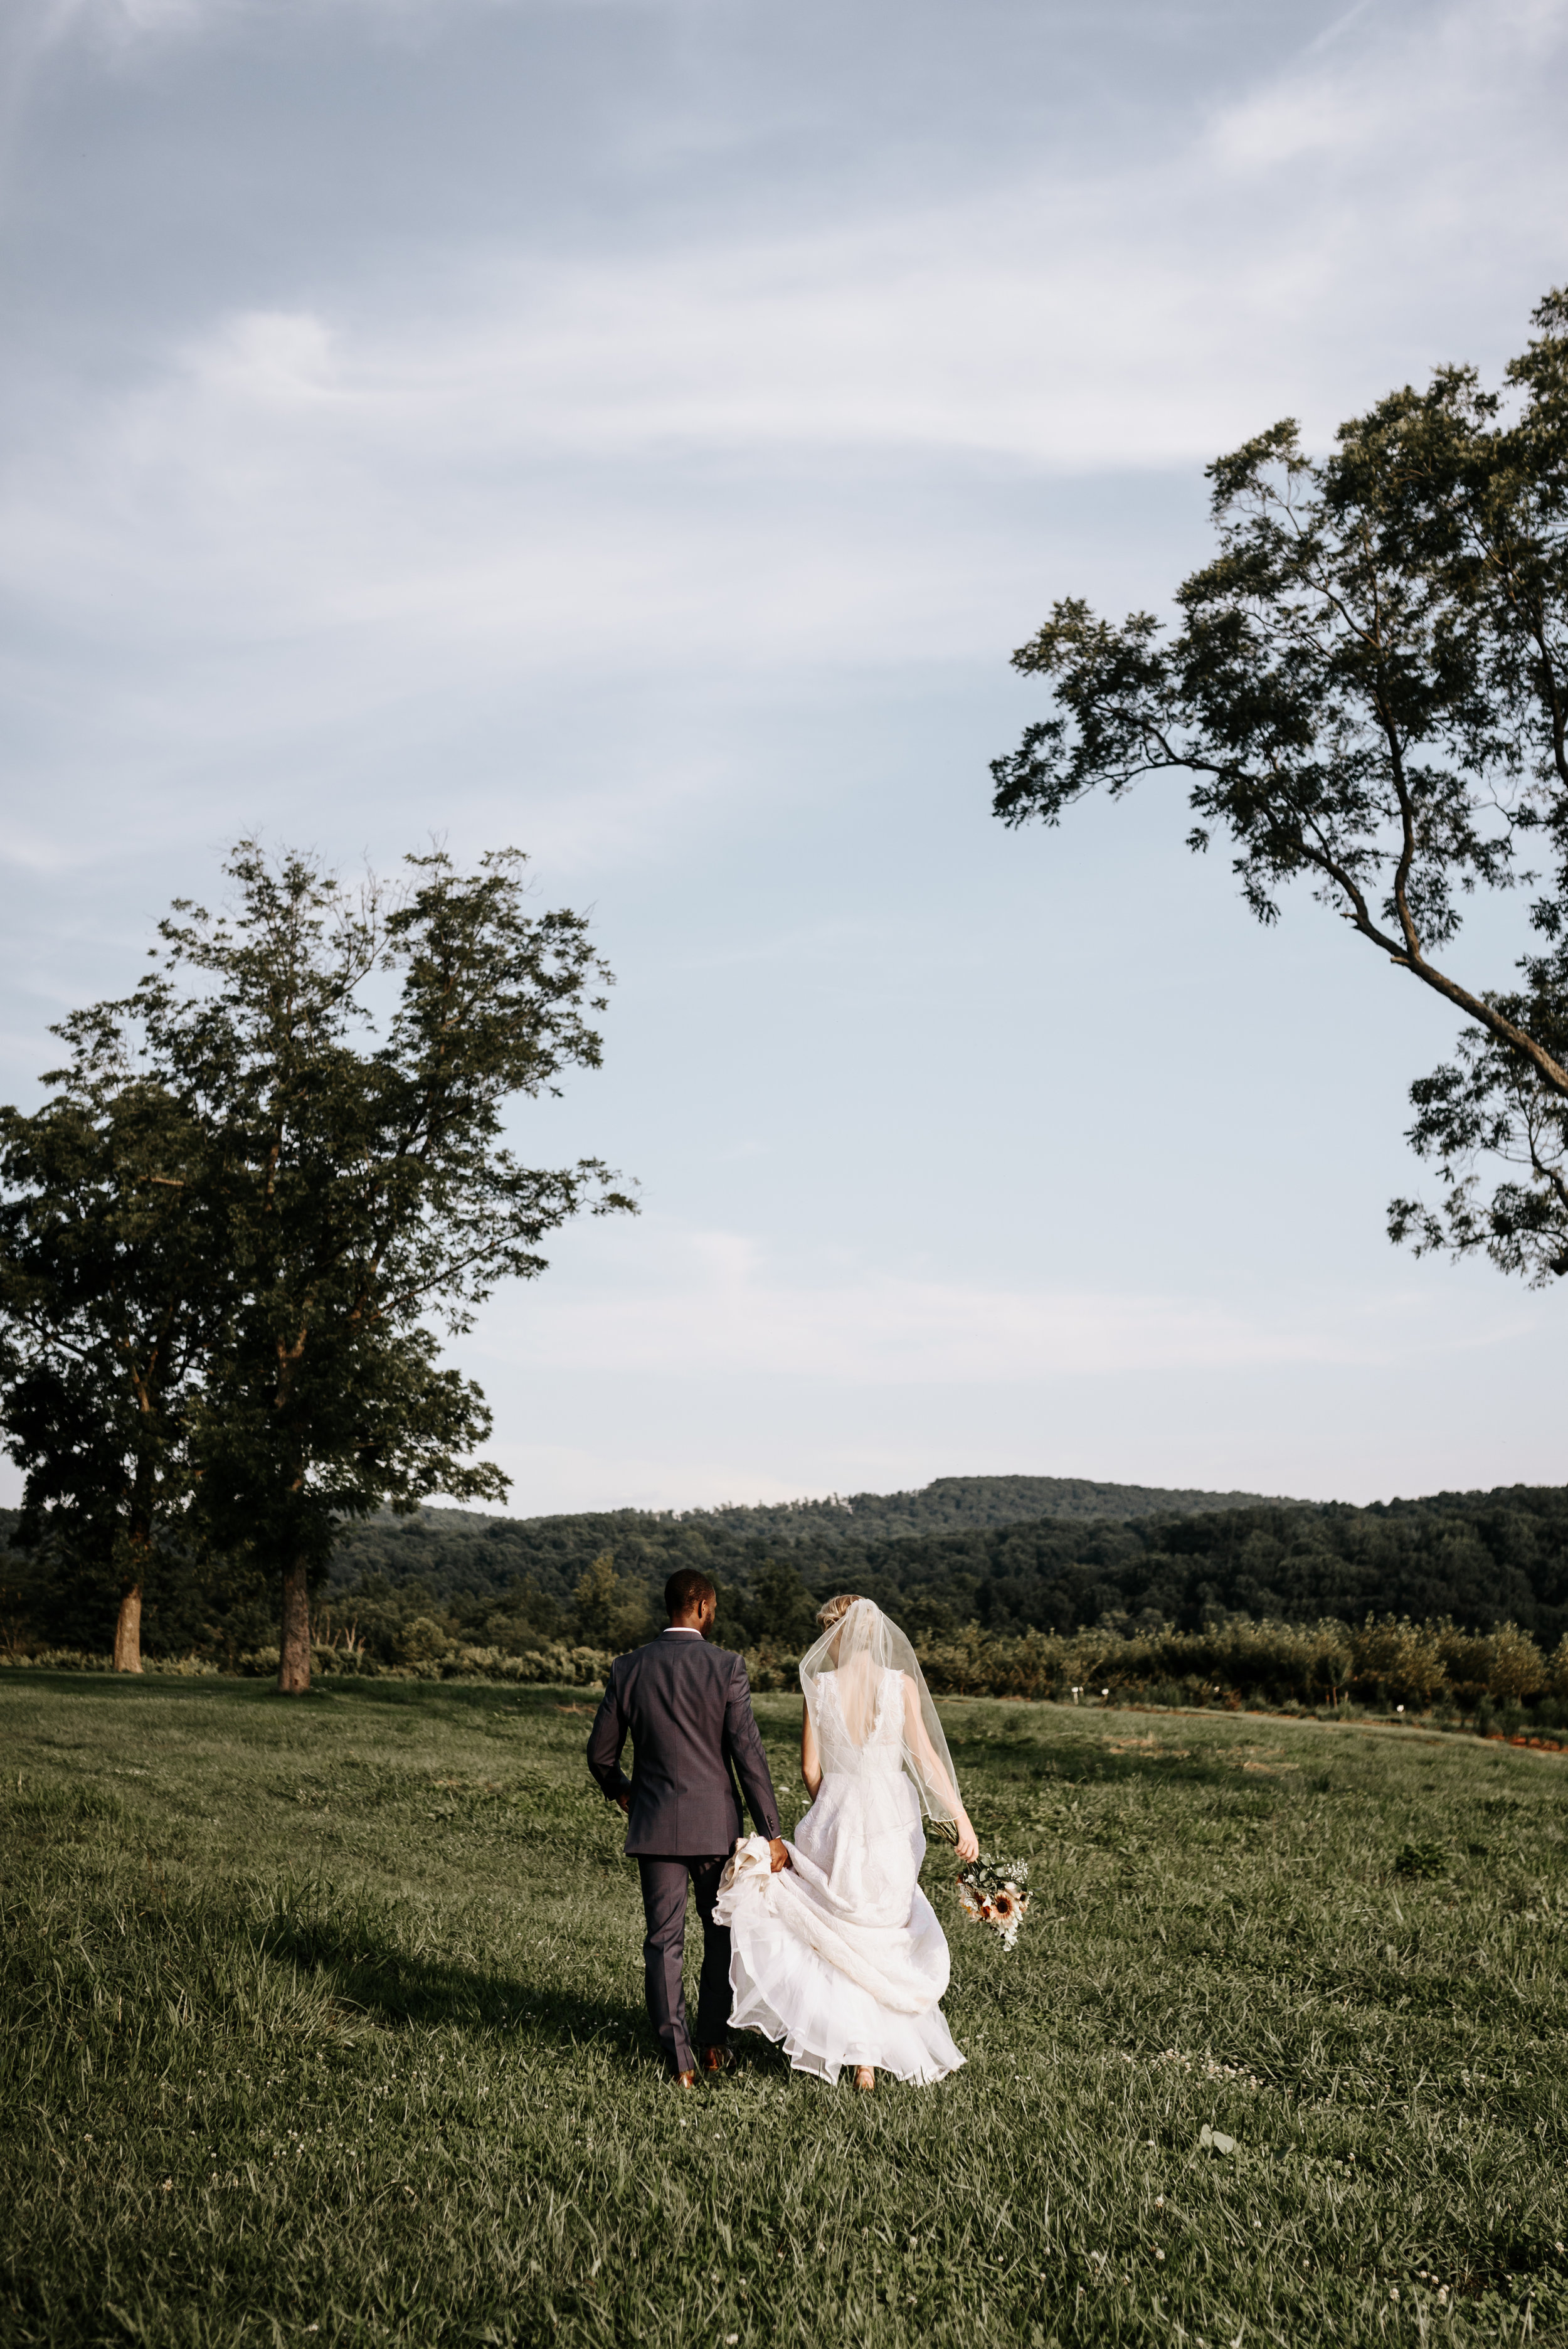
[588,1568,790,2086]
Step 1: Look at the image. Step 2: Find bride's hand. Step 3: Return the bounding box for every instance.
[955,1817,980,1864]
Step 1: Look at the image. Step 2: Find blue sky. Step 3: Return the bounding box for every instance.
[3,0,1566,1515]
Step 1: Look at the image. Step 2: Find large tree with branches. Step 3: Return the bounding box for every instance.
[992,289,1568,1281]
[0,841,634,1685]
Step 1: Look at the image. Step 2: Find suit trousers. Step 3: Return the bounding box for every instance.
[637,1854,732,2075]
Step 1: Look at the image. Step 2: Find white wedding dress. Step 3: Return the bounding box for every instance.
[715,1665,964,2085]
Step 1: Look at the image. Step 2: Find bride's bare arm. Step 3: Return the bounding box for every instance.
[801,1700,822,1798]
[901,1677,979,1861]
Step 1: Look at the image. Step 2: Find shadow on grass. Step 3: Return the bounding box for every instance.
[0,1668,601,1724]
[318,1678,600,1722]
[257,1880,802,2076]
[258,1894,645,2052]
[0,1668,290,1709]
[945,1730,1241,1791]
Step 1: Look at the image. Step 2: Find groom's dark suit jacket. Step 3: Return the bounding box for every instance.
[587,1629,781,1857]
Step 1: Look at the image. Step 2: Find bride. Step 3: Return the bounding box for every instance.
[715,1592,980,2091]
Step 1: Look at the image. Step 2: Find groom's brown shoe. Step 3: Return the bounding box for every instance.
[671,2068,697,2089]
[701,2045,733,2076]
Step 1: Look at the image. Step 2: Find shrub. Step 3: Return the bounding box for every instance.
[1488,1625,1546,1703]
[401,1615,455,1666]
[1438,1624,1499,1704]
[1349,1616,1446,1709]
[0,1648,218,1676]
[8,1607,1561,1719]
[741,1645,802,1694]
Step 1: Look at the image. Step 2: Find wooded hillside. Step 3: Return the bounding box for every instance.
[8,1475,1568,1661]
[324,1475,1568,1647]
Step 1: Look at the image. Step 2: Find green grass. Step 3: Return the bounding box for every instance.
[2,1675,1565,2347]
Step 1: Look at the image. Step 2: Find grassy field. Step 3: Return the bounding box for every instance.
[1,1674,1565,2348]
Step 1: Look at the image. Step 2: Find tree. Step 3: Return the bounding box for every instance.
[751,1557,820,1650]
[573,1551,654,1652]
[185,842,636,1692]
[0,1068,228,1670]
[0,840,634,1690]
[992,290,1568,1280]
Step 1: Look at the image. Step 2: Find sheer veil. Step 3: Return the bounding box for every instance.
[798,1598,964,1828]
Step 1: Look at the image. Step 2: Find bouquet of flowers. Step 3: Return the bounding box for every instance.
[931,1823,1030,1951]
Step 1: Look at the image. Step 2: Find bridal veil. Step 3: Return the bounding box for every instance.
[798,1596,963,1828]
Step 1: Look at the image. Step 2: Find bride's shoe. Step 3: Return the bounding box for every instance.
[854,2066,875,2092]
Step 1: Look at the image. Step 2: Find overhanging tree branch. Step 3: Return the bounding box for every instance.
[993,287,1568,1279]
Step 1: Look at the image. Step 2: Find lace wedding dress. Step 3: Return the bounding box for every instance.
[715,1662,964,2085]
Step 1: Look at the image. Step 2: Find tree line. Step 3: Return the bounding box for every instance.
[643,1473,1284,1547]
[322,1485,1568,1646]
[8,1482,1568,1673]
[16,1571,1564,1739]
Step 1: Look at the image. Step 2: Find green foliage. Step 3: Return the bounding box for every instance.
[745,1613,1567,1719]
[1,1674,1564,2346]
[1394,1839,1449,1879]
[153,842,633,1592]
[16,1597,1562,1725]
[571,1551,655,1652]
[322,1475,1283,1614]
[750,1557,820,1648]
[302,1572,575,1671]
[681,1473,1285,1545]
[0,840,634,1682]
[0,1055,235,1650]
[993,289,1568,1280]
[325,1481,1568,1653]
[13,1471,1568,1707]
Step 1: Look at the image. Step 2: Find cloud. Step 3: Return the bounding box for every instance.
[27,0,208,43]
[1209,0,1568,177]
[6,0,1566,708]
[0,0,1557,917]
[475,1228,1531,1384]
[1,1,1564,869]
[16,0,492,51]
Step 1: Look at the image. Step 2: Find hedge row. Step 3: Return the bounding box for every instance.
[889,1614,1568,1710]
[0,1639,618,1687]
[8,1611,1568,1715]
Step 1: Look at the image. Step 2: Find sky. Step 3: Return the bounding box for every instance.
[1,0,1565,1517]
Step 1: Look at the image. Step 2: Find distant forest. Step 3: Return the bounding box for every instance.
[326,1473,1568,1650]
[8,1473,1568,1662]
[627,1475,1286,1548]
[327,1471,1281,1596]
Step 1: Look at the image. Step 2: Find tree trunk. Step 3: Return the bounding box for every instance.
[112,1585,144,1674]
[277,1560,312,1695]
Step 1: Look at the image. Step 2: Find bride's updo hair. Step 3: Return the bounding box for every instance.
[816,1592,861,1631]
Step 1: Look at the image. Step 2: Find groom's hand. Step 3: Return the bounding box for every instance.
[768,1837,792,1873]
[614,1792,632,1816]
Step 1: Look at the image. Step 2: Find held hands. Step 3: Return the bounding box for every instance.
[613,1788,787,1872]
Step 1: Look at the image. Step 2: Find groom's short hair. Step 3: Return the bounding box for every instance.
[665,1568,716,1619]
